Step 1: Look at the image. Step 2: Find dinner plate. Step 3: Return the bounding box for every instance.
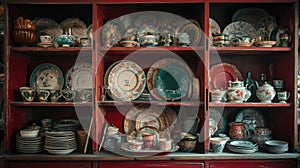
[222,21,256,40]
[255,16,277,40]
[106,60,146,101]
[176,20,202,46]
[65,62,93,90]
[232,8,269,26]
[60,18,87,39]
[33,17,63,44]
[210,109,226,135]
[101,18,124,47]
[30,63,64,90]
[147,58,193,101]
[155,64,190,100]
[234,108,267,128]
[209,18,221,45]
[210,63,243,90]
[123,106,175,134]
[135,111,169,132]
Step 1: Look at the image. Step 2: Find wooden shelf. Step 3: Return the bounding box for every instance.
[210,47,293,55]
[98,100,203,107]
[10,47,92,56]
[209,102,292,107]
[10,101,93,107]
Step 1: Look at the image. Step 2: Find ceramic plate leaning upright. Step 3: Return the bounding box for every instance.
[30,63,64,90]
[234,108,267,128]
[209,18,221,45]
[106,60,146,101]
[232,8,269,26]
[222,21,256,41]
[65,62,93,90]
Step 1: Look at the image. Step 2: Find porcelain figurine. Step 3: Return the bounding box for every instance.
[256,82,276,103]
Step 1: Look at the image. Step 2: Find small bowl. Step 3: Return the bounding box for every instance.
[12,29,36,46]
[20,129,39,138]
[13,17,36,31]
[254,41,277,47]
[119,40,138,47]
[178,139,197,152]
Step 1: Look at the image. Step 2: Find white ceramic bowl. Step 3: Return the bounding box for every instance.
[20,129,39,138]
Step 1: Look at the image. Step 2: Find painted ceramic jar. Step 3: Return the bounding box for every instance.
[256,82,276,103]
[229,122,244,139]
[225,79,251,103]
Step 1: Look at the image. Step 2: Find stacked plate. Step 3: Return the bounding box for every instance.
[44,131,77,155]
[264,140,288,154]
[227,140,258,154]
[53,119,80,131]
[16,134,44,153]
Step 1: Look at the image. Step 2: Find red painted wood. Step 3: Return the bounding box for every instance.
[209,160,297,168]
[98,162,204,168]
[7,162,92,168]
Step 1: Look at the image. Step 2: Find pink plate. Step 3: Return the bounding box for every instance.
[210,63,243,90]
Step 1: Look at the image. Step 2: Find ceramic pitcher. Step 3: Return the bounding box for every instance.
[229,122,244,139]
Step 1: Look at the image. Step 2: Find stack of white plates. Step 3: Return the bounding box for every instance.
[227,140,258,154]
[264,140,288,154]
[53,119,80,131]
[16,134,44,153]
[44,131,77,155]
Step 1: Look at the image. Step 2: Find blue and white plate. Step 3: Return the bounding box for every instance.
[30,63,64,90]
[234,108,267,128]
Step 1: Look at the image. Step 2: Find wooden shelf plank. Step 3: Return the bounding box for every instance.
[98,100,203,106]
[10,47,92,56]
[209,102,292,107]
[10,101,93,107]
[210,47,293,55]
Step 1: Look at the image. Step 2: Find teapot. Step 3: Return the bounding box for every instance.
[225,79,251,103]
[256,82,276,103]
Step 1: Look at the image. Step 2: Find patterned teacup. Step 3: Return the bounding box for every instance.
[19,87,36,102]
[49,89,62,102]
[36,89,50,102]
[62,89,76,102]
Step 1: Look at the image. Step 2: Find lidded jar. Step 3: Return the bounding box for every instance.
[256,82,276,103]
[225,79,251,103]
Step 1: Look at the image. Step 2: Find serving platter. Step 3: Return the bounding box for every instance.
[30,63,64,90]
[106,60,146,101]
[210,63,243,90]
[234,108,267,128]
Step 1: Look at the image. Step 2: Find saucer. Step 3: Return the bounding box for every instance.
[37,42,53,48]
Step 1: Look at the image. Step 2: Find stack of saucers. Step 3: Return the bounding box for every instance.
[226,140,258,154]
[264,140,288,154]
[44,131,77,155]
[53,119,80,131]
[16,133,44,153]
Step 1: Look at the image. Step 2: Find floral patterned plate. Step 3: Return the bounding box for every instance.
[60,18,87,39]
[234,108,267,128]
[222,21,256,41]
[106,60,146,101]
[209,18,221,45]
[65,62,93,90]
[210,108,226,135]
[30,63,64,90]
[176,20,202,46]
[135,111,169,132]
[232,8,269,26]
[255,16,277,40]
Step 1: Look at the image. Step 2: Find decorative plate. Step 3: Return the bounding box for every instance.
[255,16,277,40]
[147,58,193,100]
[65,62,93,90]
[135,111,169,132]
[86,24,92,39]
[176,20,202,46]
[210,109,226,135]
[133,12,158,28]
[104,60,122,91]
[155,64,190,100]
[222,21,256,40]
[232,8,269,26]
[270,26,289,47]
[209,18,221,45]
[101,18,124,47]
[30,63,64,90]
[118,14,134,30]
[123,106,174,134]
[210,63,243,90]
[60,18,87,39]
[33,17,63,43]
[106,60,146,101]
[234,108,267,128]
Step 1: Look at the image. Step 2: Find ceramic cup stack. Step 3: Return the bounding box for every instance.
[44,131,77,155]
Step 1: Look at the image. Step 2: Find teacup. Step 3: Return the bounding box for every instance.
[36,89,50,102]
[159,138,172,151]
[210,137,229,153]
[178,33,190,47]
[210,89,226,103]
[19,87,36,102]
[77,88,93,102]
[40,35,52,43]
[142,132,156,149]
[277,90,290,103]
[62,89,76,102]
[273,80,284,90]
[49,89,62,102]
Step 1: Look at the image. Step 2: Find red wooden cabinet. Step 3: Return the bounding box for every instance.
[3,0,299,167]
